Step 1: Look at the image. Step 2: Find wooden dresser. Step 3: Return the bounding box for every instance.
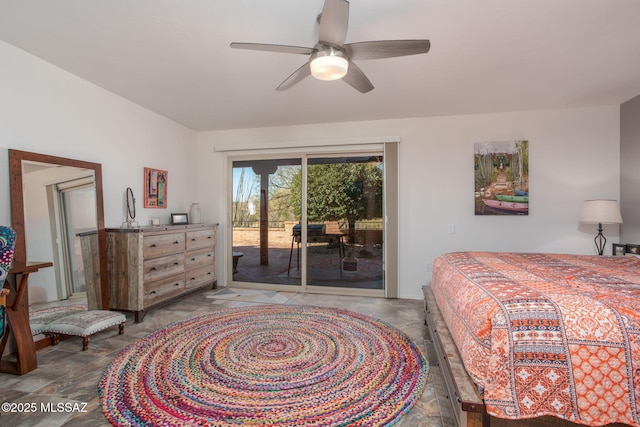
[105,224,217,322]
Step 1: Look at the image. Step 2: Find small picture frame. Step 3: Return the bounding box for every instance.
[612,243,626,256]
[626,244,640,255]
[170,213,188,225]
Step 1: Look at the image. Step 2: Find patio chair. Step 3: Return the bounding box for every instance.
[323,220,347,256]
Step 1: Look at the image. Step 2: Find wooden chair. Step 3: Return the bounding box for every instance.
[0,289,8,339]
[1,226,17,339]
[323,220,347,255]
[0,289,8,308]
[323,220,345,237]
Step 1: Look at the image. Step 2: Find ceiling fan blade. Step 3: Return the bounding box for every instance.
[230,42,314,55]
[342,61,373,93]
[344,40,430,60]
[318,0,349,47]
[276,62,312,91]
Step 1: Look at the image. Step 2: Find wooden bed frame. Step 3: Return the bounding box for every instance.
[423,284,488,427]
[423,284,632,427]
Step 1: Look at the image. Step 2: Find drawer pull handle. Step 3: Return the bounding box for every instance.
[190,277,196,281]
[175,283,180,287]
[207,236,212,239]
[191,238,196,241]
[208,254,212,257]
[150,290,156,295]
[174,241,179,244]
[150,244,157,248]
[150,267,157,271]
[174,262,179,265]
[191,258,196,261]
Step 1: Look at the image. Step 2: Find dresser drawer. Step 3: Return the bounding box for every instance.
[143,275,185,307]
[143,253,184,282]
[185,265,216,290]
[185,248,215,269]
[186,228,215,251]
[143,232,185,258]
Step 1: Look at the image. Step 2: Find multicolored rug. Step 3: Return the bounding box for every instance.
[99,305,428,426]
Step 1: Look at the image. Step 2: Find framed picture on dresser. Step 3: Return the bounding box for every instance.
[170,213,188,225]
[626,243,640,255]
[613,243,626,256]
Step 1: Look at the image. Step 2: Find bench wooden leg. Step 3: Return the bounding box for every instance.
[82,336,89,351]
[49,333,60,346]
[118,322,125,335]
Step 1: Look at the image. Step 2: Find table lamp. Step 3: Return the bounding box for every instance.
[579,199,623,255]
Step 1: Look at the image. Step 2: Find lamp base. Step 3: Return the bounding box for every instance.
[594,222,606,256]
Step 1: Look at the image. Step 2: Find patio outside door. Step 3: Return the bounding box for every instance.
[305,156,384,291]
[232,158,302,286]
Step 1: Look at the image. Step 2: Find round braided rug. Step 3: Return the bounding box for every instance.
[99,305,428,426]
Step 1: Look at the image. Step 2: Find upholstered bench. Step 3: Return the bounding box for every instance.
[30,306,87,336]
[45,310,126,351]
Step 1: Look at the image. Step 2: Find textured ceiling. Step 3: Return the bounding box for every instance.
[1,0,639,131]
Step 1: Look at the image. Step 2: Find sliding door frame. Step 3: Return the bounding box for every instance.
[223,139,399,298]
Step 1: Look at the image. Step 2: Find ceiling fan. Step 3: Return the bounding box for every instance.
[230,0,430,93]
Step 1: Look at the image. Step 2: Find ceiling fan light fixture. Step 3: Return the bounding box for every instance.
[310,50,348,81]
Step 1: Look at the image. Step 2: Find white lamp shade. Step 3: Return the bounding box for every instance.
[579,200,623,224]
[310,55,348,81]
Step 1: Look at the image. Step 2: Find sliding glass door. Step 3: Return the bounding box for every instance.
[305,156,384,290]
[231,158,302,286]
[230,148,388,296]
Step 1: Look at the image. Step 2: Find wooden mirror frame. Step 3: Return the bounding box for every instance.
[8,149,110,310]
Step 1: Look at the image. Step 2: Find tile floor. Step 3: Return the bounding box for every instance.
[2,287,581,427]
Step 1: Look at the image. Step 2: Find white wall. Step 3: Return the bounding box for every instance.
[621,94,640,243]
[0,40,198,230]
[197,105,621,298]
[0,40,198,302]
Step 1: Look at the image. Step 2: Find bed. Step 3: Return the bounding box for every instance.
[426,251,640,427]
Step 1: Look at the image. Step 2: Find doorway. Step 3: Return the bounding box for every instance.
[232,158,302,287]
[230,147,392,297]
[305,155,383,290]
[50,177,97,298]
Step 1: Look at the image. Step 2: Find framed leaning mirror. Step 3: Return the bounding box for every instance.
[8,149,110,310]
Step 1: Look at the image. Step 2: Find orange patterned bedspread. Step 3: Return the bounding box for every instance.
[432,252,640,427]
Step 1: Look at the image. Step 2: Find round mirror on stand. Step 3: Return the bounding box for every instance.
[124,187,138,228]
